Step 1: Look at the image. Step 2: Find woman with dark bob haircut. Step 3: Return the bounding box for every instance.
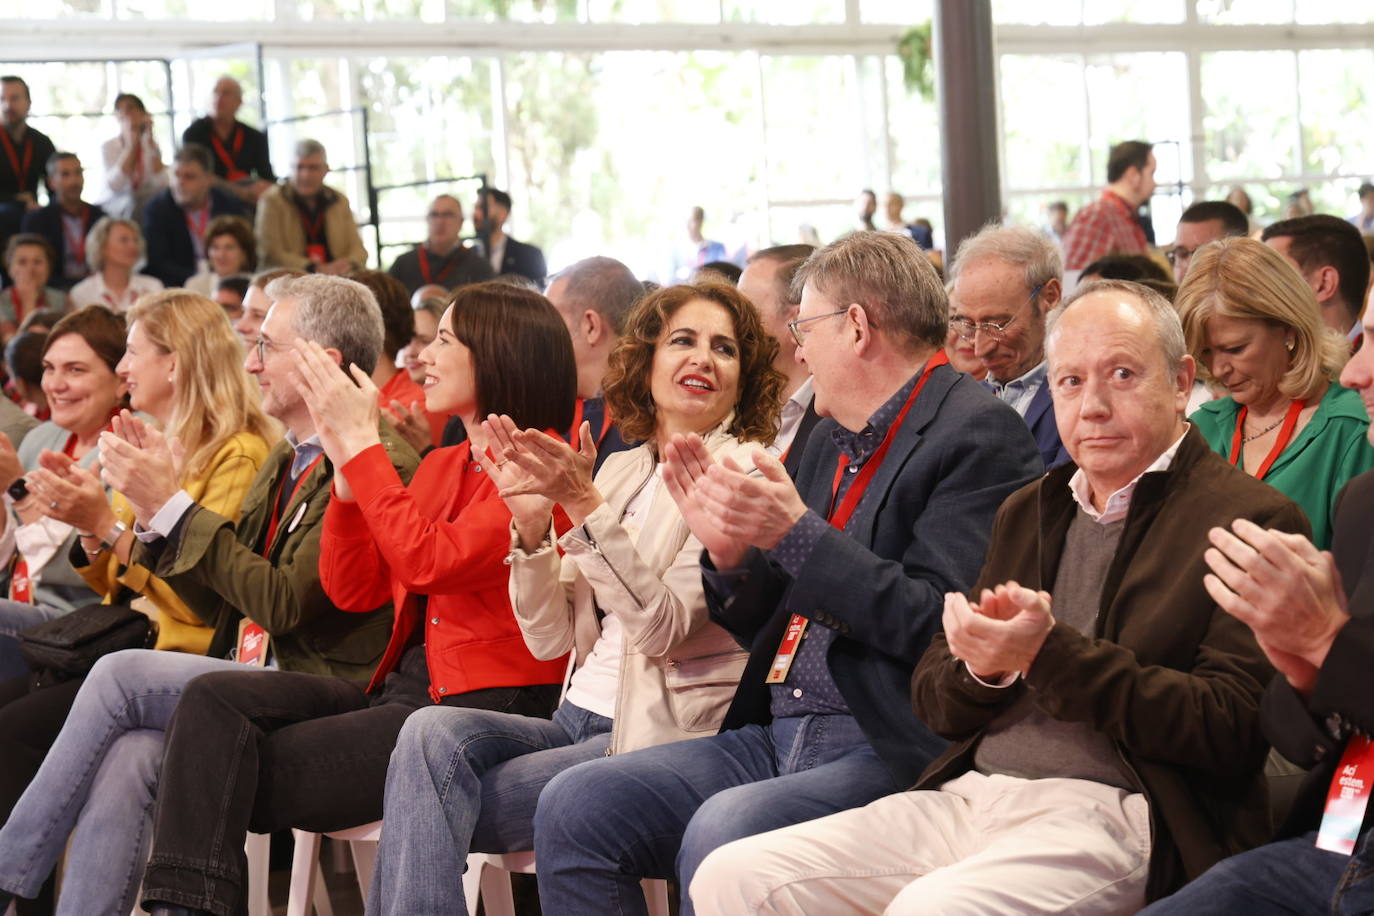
[112,281,580,916]
[365,281,787,914]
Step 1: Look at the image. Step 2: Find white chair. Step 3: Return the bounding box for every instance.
[245,832,272,916]
[285,822,381,916]
[462,851,670,916]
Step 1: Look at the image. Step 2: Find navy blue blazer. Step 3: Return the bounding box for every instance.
[20,202,106,290]
[491,236,547,288]
[142,187,247,288]
[707,362,1044,787]
[1023,381,1070,469]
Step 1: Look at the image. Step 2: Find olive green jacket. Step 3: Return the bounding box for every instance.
[135,424,420,683]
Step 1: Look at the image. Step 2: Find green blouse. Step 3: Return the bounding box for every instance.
[1190,383,1374,549]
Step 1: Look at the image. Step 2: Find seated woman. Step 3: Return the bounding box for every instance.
[366,281,785,915]
[0,307,128,680]
[185,215,257,298]
[0,235,67,338]
[1177,237,1374,548]
[133,281,577,916]
[0,293,273,914]
[67,217,164,312]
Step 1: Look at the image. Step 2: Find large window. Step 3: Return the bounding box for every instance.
[3,2,1372,271]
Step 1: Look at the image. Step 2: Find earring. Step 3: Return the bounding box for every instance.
[1285,339,1295,351]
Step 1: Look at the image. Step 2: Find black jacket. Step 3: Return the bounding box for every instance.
[20,201,106,289]
[142,186,247,287]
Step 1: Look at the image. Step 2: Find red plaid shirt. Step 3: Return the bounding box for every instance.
[1061,191,1148,270]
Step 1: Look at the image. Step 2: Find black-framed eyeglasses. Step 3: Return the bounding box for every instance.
[1165,246,1195,267]
[948,284,1044,343]
[787,307,879,347]
[253,335,282,363]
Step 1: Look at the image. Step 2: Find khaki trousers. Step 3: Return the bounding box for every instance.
[689,770,1152,915]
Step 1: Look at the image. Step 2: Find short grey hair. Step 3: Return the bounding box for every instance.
[85,216,146,272]
[294,138,327,162]
[550,256,643,335]
[948,223,1062,296]
[791,230,947,354]
[264,274,383,375]
[1046,279,1186,374]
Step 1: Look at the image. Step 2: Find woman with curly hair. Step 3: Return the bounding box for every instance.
[365,280,786,915]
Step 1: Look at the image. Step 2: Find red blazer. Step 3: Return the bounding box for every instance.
[320,441,568,699]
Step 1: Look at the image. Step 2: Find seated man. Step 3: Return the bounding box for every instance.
[0,76,56,255]
[1263,214,1370,345]
[181,76,275,206]
[1139,295,1374,915]
[737,244,820,474]
[689,279,1309,914]
[0,275,418,916]
[1166,200,1249,284]
[19,152,104,290]
[947,223,1068,468]
[530,231,1043,912]
[386,193,493,294]
[257,139,367,275]
[142,143,247,288]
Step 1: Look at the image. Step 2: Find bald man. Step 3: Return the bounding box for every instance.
[181,76,275,205]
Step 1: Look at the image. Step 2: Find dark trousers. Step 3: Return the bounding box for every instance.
[0,674,84,916]
[140,668,560,916]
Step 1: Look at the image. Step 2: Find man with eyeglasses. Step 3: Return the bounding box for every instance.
[529,231,1042,913]
[386,193,494,295]
[948,223,1068,469]
[1167,200,1249,284]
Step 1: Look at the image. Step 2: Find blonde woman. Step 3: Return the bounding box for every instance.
[28,290,277,655]
[67,217,164,312]
[1177,237,1374,547]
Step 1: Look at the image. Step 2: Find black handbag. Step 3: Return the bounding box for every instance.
[18,603,153,681]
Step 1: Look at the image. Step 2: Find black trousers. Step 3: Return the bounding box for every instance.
[140,668,560,916]
[0,674,86,916]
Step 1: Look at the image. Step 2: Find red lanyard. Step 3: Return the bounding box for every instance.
[210,125,247,181]
[827,351,947,531]
[9,287,24,325]
[185,203,210,243]
[0,129,32,184]
[62,206,91,267]
[263,455,323,554]
[298,203,326,243]
[568,397,614,448]
[1229,397,1306,481]
[417,247,462,286]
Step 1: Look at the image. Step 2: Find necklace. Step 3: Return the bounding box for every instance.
[1241,415,1284,444]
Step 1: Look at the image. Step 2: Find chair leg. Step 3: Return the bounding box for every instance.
[642,878,670,916]
[349,839,379,904]
[312,862,336,916]
[477,856,517,916]
[245,832,272,916]
[285,829,324,916]
[461,854,485,916]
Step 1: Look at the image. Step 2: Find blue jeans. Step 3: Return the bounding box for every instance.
[0,649,245,916]
[533,714,898,916]
[366,700,612,916]
[1140,829,1374,915]
[0,597,69,681]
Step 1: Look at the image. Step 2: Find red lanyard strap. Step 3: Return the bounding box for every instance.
[417,247,461,286]
[263,455,323,554]
[0,130,32,184]
[1230,397,1306,481]
[210,125,247,181]
[568,397,615,448]
[62,206,91,266]
[827,351,947,531]
[298,203,326,243]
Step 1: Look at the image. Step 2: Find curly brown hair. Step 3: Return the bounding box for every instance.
[604,281,785,448]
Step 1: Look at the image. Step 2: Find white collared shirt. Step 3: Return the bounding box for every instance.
[1068,425,1189,525]
[768,376,815,459]
[987,361,1048,419]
